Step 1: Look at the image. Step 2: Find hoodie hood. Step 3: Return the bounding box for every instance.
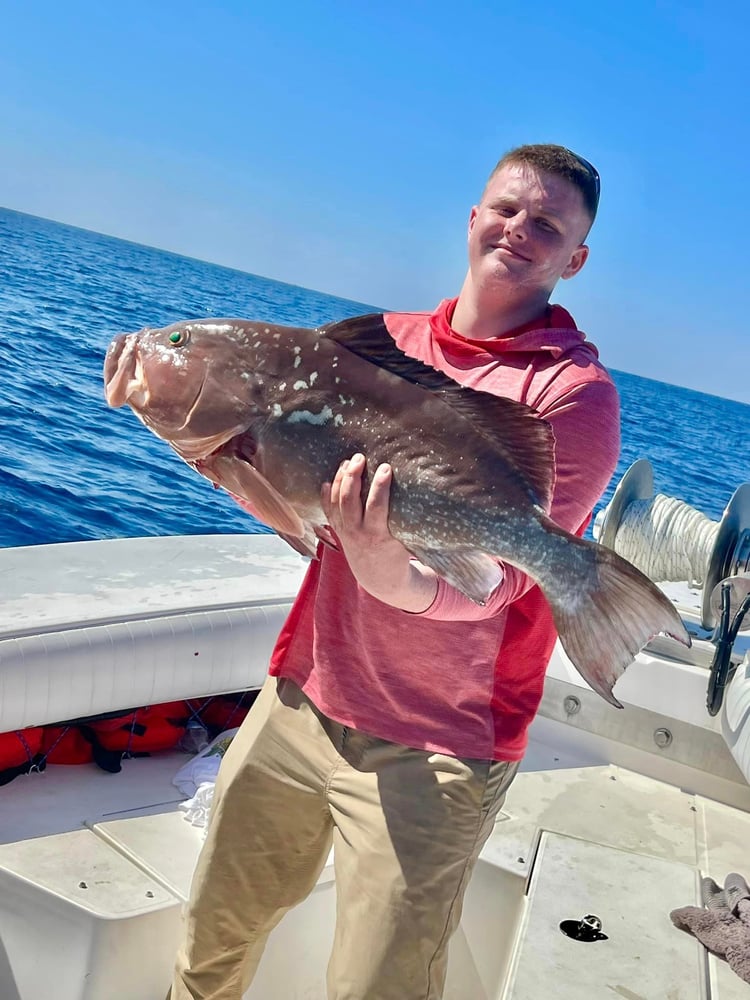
[427,297,599,362]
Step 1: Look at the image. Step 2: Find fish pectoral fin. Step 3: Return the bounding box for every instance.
[277,522,340,560]
[277,527,320,560]
[198,453,307,538]
[408,545,503,605]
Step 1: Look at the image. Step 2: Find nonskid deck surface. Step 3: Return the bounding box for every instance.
[486,761,750,998]
[0,750,187,844]
[1,738,750,998]
[0,732,598,845]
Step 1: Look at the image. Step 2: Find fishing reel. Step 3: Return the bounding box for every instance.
[597,459,750,716]
[706,575,750,716]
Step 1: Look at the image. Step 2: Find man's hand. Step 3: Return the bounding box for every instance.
[321,453,438,613]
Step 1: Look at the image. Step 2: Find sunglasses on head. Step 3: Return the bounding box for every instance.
[568,150,601,210]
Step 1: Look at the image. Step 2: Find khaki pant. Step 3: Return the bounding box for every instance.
[170,676,518,1000]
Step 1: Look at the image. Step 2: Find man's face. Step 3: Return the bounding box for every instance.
[467,163,592,299]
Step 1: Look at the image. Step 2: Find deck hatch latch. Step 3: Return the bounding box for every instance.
[559,913,608,942]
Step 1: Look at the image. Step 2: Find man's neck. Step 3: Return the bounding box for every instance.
[451,281,551,341]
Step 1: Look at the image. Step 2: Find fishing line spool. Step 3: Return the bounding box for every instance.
[597,459,750,631]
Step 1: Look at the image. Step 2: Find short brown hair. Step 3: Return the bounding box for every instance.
[487,144,600,223]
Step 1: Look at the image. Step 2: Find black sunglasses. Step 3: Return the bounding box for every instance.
[568,150,601,210]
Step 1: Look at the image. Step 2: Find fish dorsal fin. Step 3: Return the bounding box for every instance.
[321,313,555,511]
[320,314,458,393]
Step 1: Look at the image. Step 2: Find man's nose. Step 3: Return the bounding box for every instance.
[504,212,528,240]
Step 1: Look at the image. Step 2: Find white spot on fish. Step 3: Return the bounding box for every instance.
[293,379,308,390]
[153,344,188,368]
[198,323,234,336]
[279,382,286,391]
[309,372,318,385]
[293,346,301,354]
[272,404,283,417]
[334,414,344,426]
[294,356,302,368]
[287,406,334,426]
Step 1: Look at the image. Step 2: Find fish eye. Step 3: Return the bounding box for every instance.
[168,329,189,346]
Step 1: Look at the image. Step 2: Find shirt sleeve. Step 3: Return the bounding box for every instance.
[415,377,621,622]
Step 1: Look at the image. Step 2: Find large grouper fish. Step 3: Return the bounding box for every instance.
[103,312,689,707]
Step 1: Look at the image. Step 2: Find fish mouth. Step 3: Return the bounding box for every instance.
[104,332,208,429]
[104,334,245,460]
[104,333,142,407]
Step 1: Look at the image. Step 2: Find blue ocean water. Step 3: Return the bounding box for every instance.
[1,207,748,550]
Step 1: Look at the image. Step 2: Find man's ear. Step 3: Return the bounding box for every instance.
[561,244,589,280]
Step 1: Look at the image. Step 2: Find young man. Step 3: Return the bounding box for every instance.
[169,144,620,1000]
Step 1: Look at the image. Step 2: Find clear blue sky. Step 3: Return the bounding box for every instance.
[2,1,748,403]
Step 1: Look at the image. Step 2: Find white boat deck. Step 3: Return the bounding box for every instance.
[1,733,748,999]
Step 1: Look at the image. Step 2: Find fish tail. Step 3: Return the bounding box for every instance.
[540,521,690,708]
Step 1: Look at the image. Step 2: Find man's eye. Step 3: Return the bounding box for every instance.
[536,219,556,232]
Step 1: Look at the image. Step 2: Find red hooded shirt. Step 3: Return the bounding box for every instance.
[259,298,620,760]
